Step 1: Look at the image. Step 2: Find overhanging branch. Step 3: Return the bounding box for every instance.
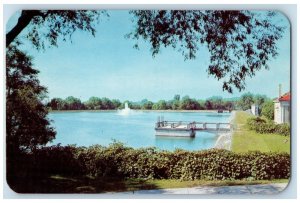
[6,10,44,47]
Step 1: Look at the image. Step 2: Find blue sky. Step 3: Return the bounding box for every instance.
[6,10,290,102]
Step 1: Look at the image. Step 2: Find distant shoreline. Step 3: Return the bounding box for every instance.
[49,109,232,113]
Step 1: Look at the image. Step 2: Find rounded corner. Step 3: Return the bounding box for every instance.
[5,175,24,194]
[273,10,291,29]
[282,177,292,190]
[5,9,22,32]
[272,179,291,195]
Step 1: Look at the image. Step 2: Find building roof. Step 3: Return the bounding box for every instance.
[278,92,291,102]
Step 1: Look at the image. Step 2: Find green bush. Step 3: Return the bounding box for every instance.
[275,123,290,136]
[13,143,290,181]
[255,122,276,134]
[261,101,275,120]
[247,117,290,136]
[246,117,266,131]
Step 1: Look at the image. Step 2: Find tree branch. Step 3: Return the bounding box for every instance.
[6,10,44,47]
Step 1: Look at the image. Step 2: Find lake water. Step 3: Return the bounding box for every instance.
[48,111,232,151]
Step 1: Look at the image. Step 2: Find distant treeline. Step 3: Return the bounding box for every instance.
[47,93,273,113]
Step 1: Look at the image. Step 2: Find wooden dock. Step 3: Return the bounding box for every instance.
[155,117,232,137]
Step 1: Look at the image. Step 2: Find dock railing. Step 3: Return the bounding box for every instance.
[156,120,232,132]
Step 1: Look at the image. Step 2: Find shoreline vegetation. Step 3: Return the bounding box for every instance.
[46,93,272,113]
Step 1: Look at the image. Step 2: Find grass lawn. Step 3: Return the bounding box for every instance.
[8,174,289,193]
[231,111,290,154]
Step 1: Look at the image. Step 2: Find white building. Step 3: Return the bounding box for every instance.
[274,92,290,124]
[251,104,259,116]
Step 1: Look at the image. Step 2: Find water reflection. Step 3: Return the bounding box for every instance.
[155,132,218,151]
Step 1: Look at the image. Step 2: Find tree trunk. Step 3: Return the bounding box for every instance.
[6,10,41,47]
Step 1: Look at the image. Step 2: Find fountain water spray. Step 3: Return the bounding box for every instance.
[118,102,131,115]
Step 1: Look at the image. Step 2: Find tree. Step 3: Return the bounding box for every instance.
[85,96,102,110]
[142,101,154,110]
[238,92,254,110]
[101,97,114,110]
[224,101,234,111]
[128,101,142,109]
[152,100,167,110]
[207,96,224,110]
[261,100,274,120]
[180,96,200,110]
[171,100,180,110]
[6,45,56,152]
[6,10,106,49]
[254,94,268,106]
[128,10,285,93]
[173,94,180,101]
[111,99,122,109]
[197,100,205,110]
[6,10,108,151]
[204,100,213,110]
[65,96,83,110]
[49,98,65,110]
[5,10,106,188]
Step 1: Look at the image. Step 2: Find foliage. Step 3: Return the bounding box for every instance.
[261,100,275,120]
[180,96,201,110]
[85,97,102,110]
[6,10,107,49]
[6,45,56,152]
[152,100,167,110]
[111,99,122,109]
[173,94,180,101]
[47,94,238,111]
[254,94,268,106]
[207,96,223,109]
[6,10,111,152]
[246,117,290,136]
[246,117,266,130]
[142,101,154,110]
[10,143,290,183]
[255,122,277,134]
[274,123,290,136]
[205,96,235,110]
[65,96,84,110]
[100,97,115,110]
[204,100,213,110]
[237,92,255,110]
[49,96,123,110]
[48,98,66,110]
[128,10,285,93]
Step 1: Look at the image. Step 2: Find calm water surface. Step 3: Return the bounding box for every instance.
[48,111,231,151]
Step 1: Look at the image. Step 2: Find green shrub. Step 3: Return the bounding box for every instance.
[246,117,266,131]
[275,123,290,136]
[247,117,290,136]
[13,143,290,181]
[255,122,276,134]
[261,101,275,120]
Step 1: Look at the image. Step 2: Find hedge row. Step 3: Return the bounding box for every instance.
[11,143,290,181]
[247,117,290,136]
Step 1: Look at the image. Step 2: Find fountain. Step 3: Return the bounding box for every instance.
[118,102,131,115]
